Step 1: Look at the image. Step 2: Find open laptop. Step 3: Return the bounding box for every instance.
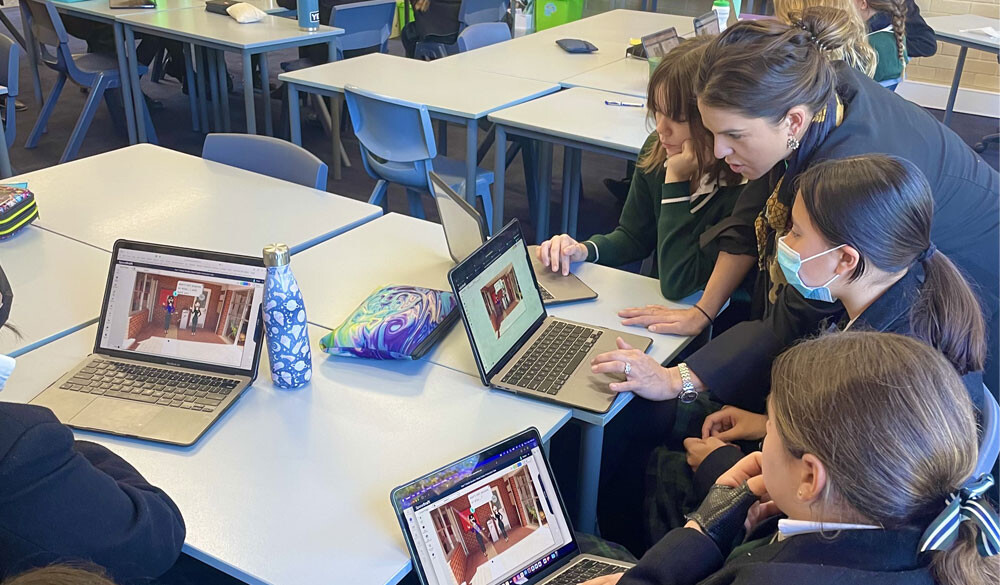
[392,427,634,585]
[694,11,721,36]
[641,27,680,59]
[30,240,266,446]
[430,172,597,306]
[448,220,651,413]
[110,0,156,8]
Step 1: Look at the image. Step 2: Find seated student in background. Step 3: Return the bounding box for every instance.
[583,331,998,585]
[856,0,909,87]
[536,37,746,310]
[0,272,186,583]
[401,0,462,58]
[773,0,878,79]
[872,0,936,57]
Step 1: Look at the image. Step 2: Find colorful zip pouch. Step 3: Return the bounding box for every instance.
[0,184,38,240]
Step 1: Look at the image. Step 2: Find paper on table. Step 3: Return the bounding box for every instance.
[959,26,1000,40]
[226,2,267,22]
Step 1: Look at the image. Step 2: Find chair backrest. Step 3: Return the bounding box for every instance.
[0,34,20,148]
[329,0,397,59]
[22,0,68,53]
[342,85,437,190]
[201,134,329,190]
[974,385,999,480]
[457,22,510,52]
[458,0,508,27]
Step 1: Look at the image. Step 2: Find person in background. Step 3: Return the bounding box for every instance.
[582,331,999,585]
[163,295,175,335]
[773,0,877,78]
[493,505,509,542]
[401,0,463,58]
[2,565,118,585]
[871,0,936,57]
[189,301,201,336]
[856,0,909,87]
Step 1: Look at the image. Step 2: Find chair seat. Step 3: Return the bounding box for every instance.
[431,155,493,194]
[280,57,318,73]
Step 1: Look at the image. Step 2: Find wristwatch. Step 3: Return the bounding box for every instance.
[677,362,698,403]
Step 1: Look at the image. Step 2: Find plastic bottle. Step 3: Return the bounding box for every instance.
[262,244,312,389]
[297,0,319,31]
[713,0,730,31]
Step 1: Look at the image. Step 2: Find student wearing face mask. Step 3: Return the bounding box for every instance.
[591,7,999,409]
[582,331,998,585]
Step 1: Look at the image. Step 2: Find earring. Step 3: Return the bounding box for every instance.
[787,136,800,150]
[797,489,804,498]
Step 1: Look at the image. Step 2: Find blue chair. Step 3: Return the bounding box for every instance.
[22,0,156,163]
[343,84,494,230]
[974,385,999,481]
[413,0,509,60]
[0,33,21,150]
[879,77,901,92]
[202,133,328,190]
[457,22,511,52]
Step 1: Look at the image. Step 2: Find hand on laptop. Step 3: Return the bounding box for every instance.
[537,234,588,276]
[578,574,624,585]
[590,337,677,400]
[618,304,710,335]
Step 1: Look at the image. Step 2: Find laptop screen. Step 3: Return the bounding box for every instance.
[693,12,720,36]
[97,246,266,372]
[430,173,487,264]
[450,222,545,379]
[641,27,680,59]
[393,429,577,585]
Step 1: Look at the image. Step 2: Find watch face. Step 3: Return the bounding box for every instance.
[679,389,698,404]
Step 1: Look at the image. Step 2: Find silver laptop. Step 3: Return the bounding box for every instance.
[392,427,634,585]
[30,240,266,446]
[448,220,651,414]
[430,172,598,306]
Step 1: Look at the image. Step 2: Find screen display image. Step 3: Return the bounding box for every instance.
[641,27,680,58]
[694,12,720,36]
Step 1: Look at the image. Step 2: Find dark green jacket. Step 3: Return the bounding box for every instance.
[582,133,743,300]
[869,26,907,83]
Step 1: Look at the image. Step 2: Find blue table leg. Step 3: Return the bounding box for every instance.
[560,147,572,234]
[112,22,137,144]
[242,51,256,134]
[492,125,506,233]
[288,84,302,146]
[465,120,478,205]
[576,421,604,534]
[183,43,199,133]
[535,142,552,243]
[19,3,43,106]
[195,45,209,132]
[437,120,447,154]
[207,48,221,132]
[328,41,341,181]
[0,115,11,178]
[259,51,273,137]
[216,50,231,132]
[124,25,146,143]
[568,149,581,238]
[943,46,967,127]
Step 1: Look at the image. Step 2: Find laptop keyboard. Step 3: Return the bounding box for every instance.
[501,322,602,395]
[539,285,555,301]
[59,359,240,413]
[546,559,625,585]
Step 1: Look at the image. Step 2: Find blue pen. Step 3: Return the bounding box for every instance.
[605,100,644,107]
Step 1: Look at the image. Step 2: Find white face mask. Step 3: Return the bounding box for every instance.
[0,355,15,391]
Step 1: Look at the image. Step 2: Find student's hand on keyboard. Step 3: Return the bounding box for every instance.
[578,573,624,585]
[538,234,588,276]
[590,337,678,400]
[618,305,710,335]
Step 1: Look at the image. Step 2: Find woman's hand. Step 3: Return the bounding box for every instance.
[702,406,768,443]
[716,452,768,500]
[579,573,624,585]
[537,234,588,276]
[664,139,699,184]
[590,337,678,401]
[618,305,712,335]
[683,436,729,472]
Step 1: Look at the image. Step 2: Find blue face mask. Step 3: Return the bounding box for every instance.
[776,235,844,303]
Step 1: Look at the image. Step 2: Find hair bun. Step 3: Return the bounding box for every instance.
[790,6,852,54]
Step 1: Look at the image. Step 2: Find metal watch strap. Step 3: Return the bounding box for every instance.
[677,362,698,403]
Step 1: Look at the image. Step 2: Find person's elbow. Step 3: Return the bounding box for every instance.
[104,491,187,581]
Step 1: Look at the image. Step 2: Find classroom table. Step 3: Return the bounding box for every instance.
[118,7,342,140]
[487,87,650,241]
[3,323,571,585]
[5,144,382,256]
[0,226,108,357]
[560,56,648,98]
[278,52,559,191]
[290,213,702,532]
[924,14,1000,126]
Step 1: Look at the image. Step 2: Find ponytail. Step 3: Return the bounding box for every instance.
[773,0,877,77]
[912,251,986,375]
[867,0,908,69]
[930,522,1000,585]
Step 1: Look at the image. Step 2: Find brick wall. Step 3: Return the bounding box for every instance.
[127,310,148,340]
[447,545,467,585]
[906,0,999,92]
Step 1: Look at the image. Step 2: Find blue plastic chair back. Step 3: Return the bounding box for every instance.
[343,85,437,189]
[459,0,508,26]
[0,34,20,148]
[23,0,96,82]
[330,0,397,60]
[879,77,901,92]
[457,22,510,52]
[202,133,329,190]
[974,385,1000,480]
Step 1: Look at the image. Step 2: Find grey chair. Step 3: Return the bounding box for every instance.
[0,33,20,176]
[201,133,329,190]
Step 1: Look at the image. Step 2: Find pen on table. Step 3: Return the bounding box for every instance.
[605,100,644,107]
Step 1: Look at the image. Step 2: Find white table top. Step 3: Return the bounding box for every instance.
[3,323,571,585]
[560,56,649,97]
[291,213,697,380]
[553,9,695,41]
[0,227,108,357]
[488,87,651,155]
[8,144,382,257]
[925,14,1000,51]
[52,0,202,21]
[117,6,342,49]
[279,53,560,119]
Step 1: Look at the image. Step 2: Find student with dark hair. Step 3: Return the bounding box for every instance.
[592,7,1000,407]
[582,332,998,585]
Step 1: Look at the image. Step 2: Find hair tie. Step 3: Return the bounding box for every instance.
[916,243,937,262]
[793,19,827,51]
[919,474,1000,557]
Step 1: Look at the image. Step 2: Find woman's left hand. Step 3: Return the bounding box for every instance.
[578,574,625,585]
[591,337,677,401]
[683,436,729,472]
[664,140,699,184]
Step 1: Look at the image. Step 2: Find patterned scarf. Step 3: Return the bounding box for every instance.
[754,94,844,303]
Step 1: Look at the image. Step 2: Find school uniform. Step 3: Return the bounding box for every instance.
[868,0,937,58]
[582,133,744,301]
[868,24,907,83]
[0,402,186,582]
[686,61,1000,407]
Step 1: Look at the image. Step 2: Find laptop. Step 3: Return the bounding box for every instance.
[430,172,597,306]
[110,0,156,8]
[641,27,680,59]
[30,240,266,446]
[392,427,635,585]
[447,220,652,413]
[694,11,721,36]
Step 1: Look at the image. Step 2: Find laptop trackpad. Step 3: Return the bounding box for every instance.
[71,398,161,433]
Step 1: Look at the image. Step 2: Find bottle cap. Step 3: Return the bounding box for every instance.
[263,244,290,267]
[713,0,728,5]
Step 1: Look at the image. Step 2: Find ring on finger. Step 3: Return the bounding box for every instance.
[623,361,631,376]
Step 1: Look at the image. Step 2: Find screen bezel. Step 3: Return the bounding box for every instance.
[390,427,581,585]
[94,239,266,378]
[447,219,547,386]
[693,12,720,36]
[641,27,680,58]
[429,171,489,264]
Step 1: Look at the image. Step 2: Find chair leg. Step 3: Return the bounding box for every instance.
[368,180,389,210]
[103,88,125,137]
[477,182,494,234]
[141,93,158,145]
[406,189,426,219]
[150,48,167,83]
[61,75,110,163]
[25,74,66,149]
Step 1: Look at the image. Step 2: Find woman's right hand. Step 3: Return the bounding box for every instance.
[702,406,768,443]
[537,234,588,276]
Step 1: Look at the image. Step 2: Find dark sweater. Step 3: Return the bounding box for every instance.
[583,133,743,300]
[868,0,937,58]
[0,402,185,583]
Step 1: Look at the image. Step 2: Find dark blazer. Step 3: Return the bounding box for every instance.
[690,62,1000,404]
[618,526,935,585]
[868,0,938,58]
[0,402,185,583]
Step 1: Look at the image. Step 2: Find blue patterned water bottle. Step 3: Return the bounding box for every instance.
[263,244,312,389]
[297,0,319,31]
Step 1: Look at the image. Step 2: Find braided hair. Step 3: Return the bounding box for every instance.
[867,0,908,68]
